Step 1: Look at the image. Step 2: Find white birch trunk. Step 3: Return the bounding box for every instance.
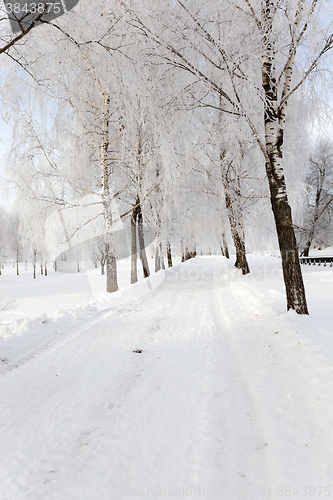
[131,206,138,284]
[101,91,118,293]
[262,0,308,314]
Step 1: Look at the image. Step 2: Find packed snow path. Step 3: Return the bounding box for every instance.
[1,257,333,500]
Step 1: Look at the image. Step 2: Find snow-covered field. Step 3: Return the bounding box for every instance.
[0,254,333,499]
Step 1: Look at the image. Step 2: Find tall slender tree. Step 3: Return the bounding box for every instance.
[128,0,333,313]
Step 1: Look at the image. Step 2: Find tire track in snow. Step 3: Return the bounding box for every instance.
[0,258,295,499]
[0,303,143,382]
[0,303,157,500]
[57,259,280,497]
[0,318,91,380]
[163,258,278,493]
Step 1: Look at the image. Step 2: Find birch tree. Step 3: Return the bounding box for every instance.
[8,5,134,291]
[128,0,333,313]
[300,139,333,256]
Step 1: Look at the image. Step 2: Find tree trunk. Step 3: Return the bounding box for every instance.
[44,261,47,277]
[266,168,308,313]
[106,243,118,293]
[16,245,19,276]
[33,250,36,279]
[131,207,138,284]
[135,126,150,279]
[154,211,165,273]
[219,98,246,272]
[302,212,319,257]
[181,239,185,262]
[185,247,191,261]
[101,260,105,275]
[222,233,229,259]
[223,179,249,275]
[262,0,308,314]
[155,247,161,272]
[77,260,80,273]
[234,236,249,274]
[101,90,118,293]
[40,263,43,275]
[302,244,310,258]
[166,242,173,267]
[54,260,57,272]
[154,242,165,272]
[137,197,150,278]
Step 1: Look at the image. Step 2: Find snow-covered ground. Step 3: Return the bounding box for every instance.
[0,254,333,499]
[0,257,159,323]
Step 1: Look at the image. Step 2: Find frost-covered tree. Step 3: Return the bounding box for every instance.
[128,0,333,313]
[3,0,333,314]
[0,208,11,271]
[300,139,333,256]
[3,4,137,291]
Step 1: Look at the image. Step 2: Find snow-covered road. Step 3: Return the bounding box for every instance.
[1,257,333,499]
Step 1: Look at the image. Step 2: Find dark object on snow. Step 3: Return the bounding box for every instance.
[133,349,143,353]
